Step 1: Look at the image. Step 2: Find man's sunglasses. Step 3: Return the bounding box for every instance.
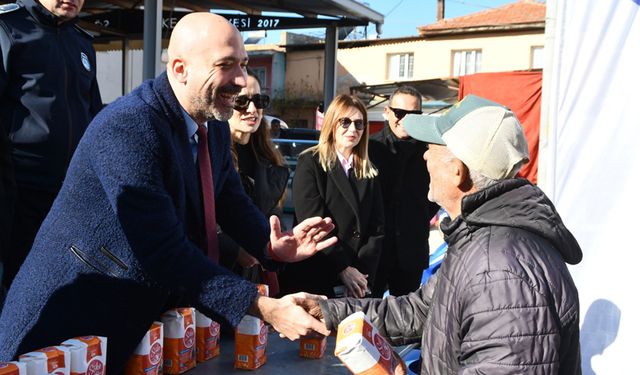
[337,117,365,130]
[233,94,270,111]
[389,107,423,120]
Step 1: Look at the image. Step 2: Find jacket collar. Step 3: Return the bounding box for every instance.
[443,178,583,265]
[147,72,186,131]
[18,0,77,27]
[145,72,203,231]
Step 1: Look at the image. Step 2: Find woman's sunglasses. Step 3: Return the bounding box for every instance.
[389,107,423,120]
[337,117,365,130]
[233,94,270,111]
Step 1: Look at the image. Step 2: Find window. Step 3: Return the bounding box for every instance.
[387,53,414,80]
[452,49,482,77]
[531,46,544,69]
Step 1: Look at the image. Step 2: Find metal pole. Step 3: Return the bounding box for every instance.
[323,26,338,110]
[121,37,129,96]
[143,0,162,80]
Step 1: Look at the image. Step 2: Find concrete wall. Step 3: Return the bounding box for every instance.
[286,30,545,98]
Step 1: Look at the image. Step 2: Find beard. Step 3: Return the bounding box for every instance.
[190,83,239,122]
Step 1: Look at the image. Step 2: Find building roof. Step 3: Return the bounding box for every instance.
[418,0,545,36]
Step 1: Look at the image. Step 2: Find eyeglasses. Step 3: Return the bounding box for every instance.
[388,107,423,120]
[233,94,270,111]
[337,117,365,130]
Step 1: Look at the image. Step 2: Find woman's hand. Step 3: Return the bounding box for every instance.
[338,266,369,298]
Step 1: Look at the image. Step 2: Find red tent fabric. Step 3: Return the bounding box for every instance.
[458,71,542,184]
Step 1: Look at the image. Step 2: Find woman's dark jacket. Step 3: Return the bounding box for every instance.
[320,179,583,374]
[219,143,289,269]
[280,150,384,297]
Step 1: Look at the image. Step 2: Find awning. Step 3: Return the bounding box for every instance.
[350,78,459,108]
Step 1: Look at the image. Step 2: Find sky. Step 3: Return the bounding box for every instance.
[254,0,519,44]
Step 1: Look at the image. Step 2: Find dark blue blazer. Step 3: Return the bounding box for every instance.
[0,73,270,372]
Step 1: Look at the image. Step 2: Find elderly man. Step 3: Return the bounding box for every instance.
[0,13,334,371]
[305,95,583,374]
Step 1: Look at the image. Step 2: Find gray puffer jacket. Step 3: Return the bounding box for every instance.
[320,179,582,374]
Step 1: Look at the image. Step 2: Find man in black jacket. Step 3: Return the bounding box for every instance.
[303,95,583,374]
[0,0,102,291]
[369,86,439,297]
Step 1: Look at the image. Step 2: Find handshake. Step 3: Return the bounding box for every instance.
[248,292,328,340]
[248,292,408,375]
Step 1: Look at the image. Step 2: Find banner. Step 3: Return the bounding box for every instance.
[540,0,640,373]
[459,71,542,184]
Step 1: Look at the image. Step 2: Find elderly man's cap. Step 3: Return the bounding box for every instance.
[403,94,530,179]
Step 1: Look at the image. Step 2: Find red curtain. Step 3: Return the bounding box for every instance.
[458,71,542,184]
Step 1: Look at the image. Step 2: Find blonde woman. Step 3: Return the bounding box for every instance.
[279,95,384,298]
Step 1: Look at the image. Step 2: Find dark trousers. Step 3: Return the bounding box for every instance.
[372,246,424,298]
[1,187,57,290]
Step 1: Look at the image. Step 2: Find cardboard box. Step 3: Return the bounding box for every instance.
[299,336,327,359]
[334,312,398,375]
[234,284,269,370]
[61,336,107,375]
[19,346,70,375]
[124,322,164,375]
[194,310,220,362]
[162,308,196,374]
[0,362,27,375]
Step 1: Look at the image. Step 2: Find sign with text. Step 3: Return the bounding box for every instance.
[82,10,366,38]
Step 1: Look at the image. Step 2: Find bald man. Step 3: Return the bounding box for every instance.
[0,13,334,371]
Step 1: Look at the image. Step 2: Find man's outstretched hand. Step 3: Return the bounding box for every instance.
[269,216,337,262]
[249,292,331,340]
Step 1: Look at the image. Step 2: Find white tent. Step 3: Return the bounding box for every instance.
[540,0,640,372]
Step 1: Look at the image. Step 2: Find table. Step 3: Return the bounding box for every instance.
[187,329,419,374]
[189,331,349,374]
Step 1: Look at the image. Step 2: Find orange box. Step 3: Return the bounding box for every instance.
[299,336,327,359]
[61,336,107,375]
[19,346,70,375]
[0,362,26,375]
[234,317,268,370]
[194,310,220,362]
[256,284,268,298]
[124,322,164,375]
[234,284,269,370]
[334,312,399,375]
[162,308,196,374]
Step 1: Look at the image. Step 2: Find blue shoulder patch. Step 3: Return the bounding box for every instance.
[0,3,20,15]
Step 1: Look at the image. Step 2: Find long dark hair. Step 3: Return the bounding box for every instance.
[231,69,284,168]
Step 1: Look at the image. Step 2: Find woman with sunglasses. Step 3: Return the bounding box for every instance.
[218,70,289,285]
[279,95,384,298]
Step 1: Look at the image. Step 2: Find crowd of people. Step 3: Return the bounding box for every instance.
[0,6,583,375]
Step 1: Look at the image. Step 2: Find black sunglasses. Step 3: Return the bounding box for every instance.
[337,117,365,130]
[389,107,423,120]
[234,94,270,111]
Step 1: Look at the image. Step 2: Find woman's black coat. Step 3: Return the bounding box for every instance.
[279,151,384,297]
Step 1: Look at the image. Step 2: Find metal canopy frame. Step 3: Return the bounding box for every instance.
[76,0,384,103]
[350,78,460,108]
